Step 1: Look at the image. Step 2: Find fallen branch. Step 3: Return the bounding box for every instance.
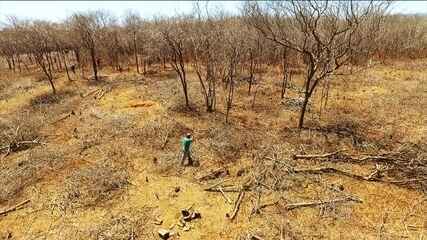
[226,190,245,221]
[293,150,342,160]
[0,199,31,216]
[203,179,230,191]
[284,197,362,210]
[205,184,251,193]
[293,167,372,181]
[82,88,101,98]
[219,187,233,204]
[160,131,170,150]
[0,139,45,154]
[197,168,229,181]
[51,111,75,124]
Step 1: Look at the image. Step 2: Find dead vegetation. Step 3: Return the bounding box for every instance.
[52,160,130,214]
[0,2,426,240]
[0,145,70,204]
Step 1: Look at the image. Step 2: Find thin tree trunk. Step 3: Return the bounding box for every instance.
[298,93,310,129]
[62,51,71,81]
[89,48,98,81]
[11,55,16,72]
[133,32,140,74]
[17,55,22,73]
[6,58,12,70]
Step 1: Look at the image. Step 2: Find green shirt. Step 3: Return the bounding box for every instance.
[181,137,193,152]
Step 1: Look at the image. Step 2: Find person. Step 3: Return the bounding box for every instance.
[181,133,193,166]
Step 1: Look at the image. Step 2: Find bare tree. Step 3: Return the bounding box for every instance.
[123,10,142,74]
[159,16,192,108]
[69,10,113,81]
[244,0,390,129]
[22,21,57,94]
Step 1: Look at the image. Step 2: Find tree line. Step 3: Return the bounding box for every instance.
[0,1,425,128]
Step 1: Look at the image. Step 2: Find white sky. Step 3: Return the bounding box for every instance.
[0,1,425,23]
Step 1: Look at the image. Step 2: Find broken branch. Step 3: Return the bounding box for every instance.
[0,199,31,216]
[226,189,245,221]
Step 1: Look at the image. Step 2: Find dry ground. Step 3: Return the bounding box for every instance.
[0,60,425,239]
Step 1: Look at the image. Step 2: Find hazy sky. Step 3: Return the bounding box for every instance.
[0,1,426,23]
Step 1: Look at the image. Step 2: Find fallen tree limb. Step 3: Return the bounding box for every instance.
[203,179,230,191]
[205,184,251,193]
[219,187,233,204]
[197,168,229,181]
[294,167,426,186]
[0,139,45,154]
[293,167,372,181]
[82,88,101,98]
[293,150,342,160]
[0,199,31,216]
[284,197,362,210]
[226,190,245,221]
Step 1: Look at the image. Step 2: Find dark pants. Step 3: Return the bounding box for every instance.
[181,150,193,166]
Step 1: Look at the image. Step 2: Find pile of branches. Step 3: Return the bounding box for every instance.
[293,143,427,191]
[52,160,130,214]
[0,123,44,158]
[0,145,69,203]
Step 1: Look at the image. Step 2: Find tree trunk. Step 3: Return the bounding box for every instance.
[133,32,140,74]
[298,93,310,129]
[89,48,98,81]
[62,51,72,81]
[6,58,12,70]
[11,55,16,72]
[17,55,22,73]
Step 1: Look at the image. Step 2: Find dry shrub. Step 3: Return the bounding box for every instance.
[54,160,129,213]
[87,213,150,240]
[151,152,181,175]
[132,117,190,150]
[0,111,43,153]
[203,125,246,163]
[383,143,427,191]
[0,145,68,203]
[30,90,75,107]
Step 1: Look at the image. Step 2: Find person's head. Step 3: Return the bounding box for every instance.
[186,133,192,138]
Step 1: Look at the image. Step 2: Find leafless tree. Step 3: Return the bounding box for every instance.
[244,0,390,129]
[69,10,114,81]
[159,16,192,108]
[123,10,142,74]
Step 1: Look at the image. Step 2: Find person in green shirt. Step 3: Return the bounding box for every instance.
[181,133,193,166]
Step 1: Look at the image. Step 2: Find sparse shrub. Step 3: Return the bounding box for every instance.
[0,111,42,153]
[131,117,189,150]
[0,145,67,203]
[54,160,129,213]
[87,213,149,240]
[30,90,74,107]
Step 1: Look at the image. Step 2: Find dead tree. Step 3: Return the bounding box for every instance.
[244,0,390,129]
[159,17,192,108]
[69,11,112,81]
